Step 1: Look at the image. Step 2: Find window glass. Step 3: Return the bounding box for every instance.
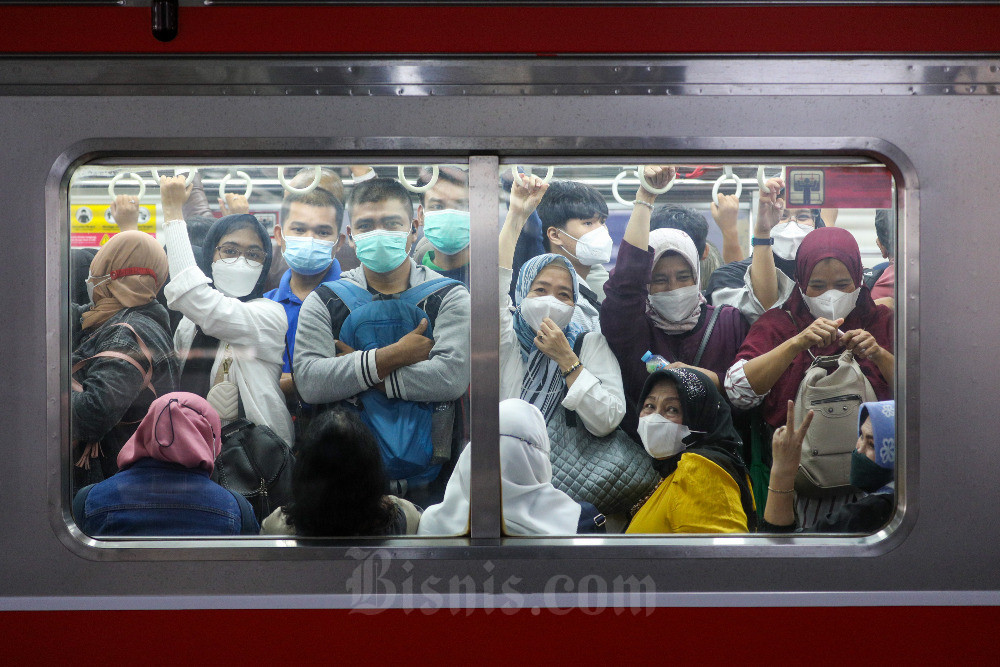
[496,163,896,536]
[68,163,471,539]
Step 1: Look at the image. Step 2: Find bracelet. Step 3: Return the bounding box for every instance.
[767,486,795,494]
[561,361,582,378]
[751,236,774,246]
[633,199,655,211]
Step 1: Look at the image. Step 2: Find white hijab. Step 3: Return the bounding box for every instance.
[417,399,582,536]
[646,228,707,333]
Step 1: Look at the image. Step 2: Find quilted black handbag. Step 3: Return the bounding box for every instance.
[211,418,295,524]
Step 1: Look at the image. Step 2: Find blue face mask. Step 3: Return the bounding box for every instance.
[282,235,337,276]
[353,229,411,274]
[422,209,471,256]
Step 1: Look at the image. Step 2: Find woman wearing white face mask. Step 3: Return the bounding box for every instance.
[498,175,626,437]
[600,166,750,440]
[160,176,293,446]
[626,367,756,534]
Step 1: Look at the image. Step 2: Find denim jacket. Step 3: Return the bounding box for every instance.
[73,459,259,536]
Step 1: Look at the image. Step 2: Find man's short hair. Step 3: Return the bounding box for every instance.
[874,208,895,258]
[535,180,608,252]
[347,177,414,221]
[417,166,469,206]
[650,205,709,257]
[280,188,345,232]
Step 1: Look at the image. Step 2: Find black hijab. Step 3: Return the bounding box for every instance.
[179,214,274,398]
[638,367,758,529]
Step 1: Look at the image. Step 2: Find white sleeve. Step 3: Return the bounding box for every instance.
[724,358,768,409]
[562,333,626,437]
[712,265,795,325]
[499,266,525,401]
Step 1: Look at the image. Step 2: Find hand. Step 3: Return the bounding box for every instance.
[508,172,548,220]
[793,317,844,352]
[534,317,575,367]
[841,328,886,362]
[755,177,785,236]
[218,193,250,216]
[160,175,192,221]
[636,165,676,204]
[770,400,814,481]
[334,340,356,357]
[394,318,434,367]
[711,193,740,234]
[350,165,374,178]
[108,194,140,231]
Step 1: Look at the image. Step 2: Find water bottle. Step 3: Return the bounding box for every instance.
[641,350,670,374]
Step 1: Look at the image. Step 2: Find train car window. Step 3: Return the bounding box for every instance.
[498,162,896,537]
[67,163,472,539]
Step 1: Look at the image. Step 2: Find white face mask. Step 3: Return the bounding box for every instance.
[800,286,861,321]
[637,413,693,459]
[559,226,613,266]
[648,284,701,322]
[519,295,575,333]
[211,258,263,298]
[771,221,812,260]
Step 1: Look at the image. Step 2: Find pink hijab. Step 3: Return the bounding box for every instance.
[117,392,222,475]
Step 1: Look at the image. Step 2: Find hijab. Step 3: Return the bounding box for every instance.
[417,399,583,536]
[81,231,168,330]
[180,214,274,398]
[116,392,222,475]
[859,400,896,494]
[513,254,585,421]
[646,228,707,334]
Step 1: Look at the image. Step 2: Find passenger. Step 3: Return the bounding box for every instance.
[626,367,756,534]
[535,178,612,325]
[499,175,626,436]
[417,399,605,536]
[601,166,748,436]
[263,187,345,400]
[650,200,725,290]
[762,399,895,533]
[73,392,258,536]
[866,208,895,305]
[159,175,293,446]
[411,166,471,286]
[708,178,827,323]
[70,247,98,307]
[72,216,179,488]
[259,409,421,536]
[294,177,470,507]
[725,226,893,523]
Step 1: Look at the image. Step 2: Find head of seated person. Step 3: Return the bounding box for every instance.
[200,214,273,300]
[417,167,471,266]
[650,204,708,260]
[536,180,610,274]
[73,392,258,536]
[278,408,407,537]
[646,228,706,333]
[852,400,896,494]
[273,187,345,279]
[346,178,419,282]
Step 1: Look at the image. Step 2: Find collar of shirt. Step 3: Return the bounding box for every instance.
[269,262,341,305]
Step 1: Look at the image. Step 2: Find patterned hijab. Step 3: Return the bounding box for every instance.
[81,231,168,330]
[512,254,585,421]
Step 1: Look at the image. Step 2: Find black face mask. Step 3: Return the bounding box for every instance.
[850,449,893,493]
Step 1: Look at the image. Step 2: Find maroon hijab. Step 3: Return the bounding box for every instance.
[735,227,894,428]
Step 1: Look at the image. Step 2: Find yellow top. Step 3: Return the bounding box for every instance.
[626,452,750,534]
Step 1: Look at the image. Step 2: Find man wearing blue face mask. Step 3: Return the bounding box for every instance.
[294,178,471,507]
[264,188,345,400]
[412,167,471,286]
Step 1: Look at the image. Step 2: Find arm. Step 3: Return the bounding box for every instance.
[499,174,548,270]
[108,195,140,232]
[622,165,675,249]
[711,193,744,264]
[561,333,627,437]
[499,266,526,400]
[763,401,815,528]
[748,177,785,310]
[741,316,843,395]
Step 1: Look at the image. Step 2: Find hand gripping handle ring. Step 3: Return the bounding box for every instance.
[511,166,554,188]
[712,166,743,203]
[219,171,253,200]
[150,168,197,187]
[637,166,675,195]
[108,172,146,202]
[756,165,785,193]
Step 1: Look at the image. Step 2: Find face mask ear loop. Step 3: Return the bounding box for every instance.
[154,398,179,448]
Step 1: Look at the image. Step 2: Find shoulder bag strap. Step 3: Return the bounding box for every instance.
[563,332,589,428]
[785,309,817,362]
[691,305,723,368]
[71,322,156,397]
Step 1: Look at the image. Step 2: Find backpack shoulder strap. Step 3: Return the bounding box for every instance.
[399,277,460,308]
[324,280,372,311]
[72,322,155,397]
[578,282,601,312]
[692,305,723,368]
[314,280,366,340]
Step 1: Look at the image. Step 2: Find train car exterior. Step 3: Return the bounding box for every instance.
[1,1,1000,661]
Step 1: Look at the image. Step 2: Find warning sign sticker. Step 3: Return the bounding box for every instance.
[71,204,157,247]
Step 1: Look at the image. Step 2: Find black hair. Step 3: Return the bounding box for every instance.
[874,209,895,258]
[185,215,215,250]
[280,188,345,233]
[198,214,273,301]
[281,409,397,537]
[535,180,608,252]
[416,166,469,206]
[347,177,414,221]
[650,205,709,257]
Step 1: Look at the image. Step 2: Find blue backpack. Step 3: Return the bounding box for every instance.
[317,277,460,482]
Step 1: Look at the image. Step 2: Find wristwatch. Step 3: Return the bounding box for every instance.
[751,236,774,246]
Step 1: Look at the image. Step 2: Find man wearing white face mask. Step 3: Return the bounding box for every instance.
[626,367,756,534]
[295,178,470,507]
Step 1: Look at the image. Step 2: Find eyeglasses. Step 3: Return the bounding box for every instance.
[215,244,267,266]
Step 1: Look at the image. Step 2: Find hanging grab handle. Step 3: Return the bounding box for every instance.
[611,170,637,207]
[108,172,146,203]
[150,168,197,187]
[511,166,554,188]
[397,165,439,193]
[278,166,322,195]
[756,165,785,192]
[712,166,743,202]
[637,165,676,195]
[219,171,253,200]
